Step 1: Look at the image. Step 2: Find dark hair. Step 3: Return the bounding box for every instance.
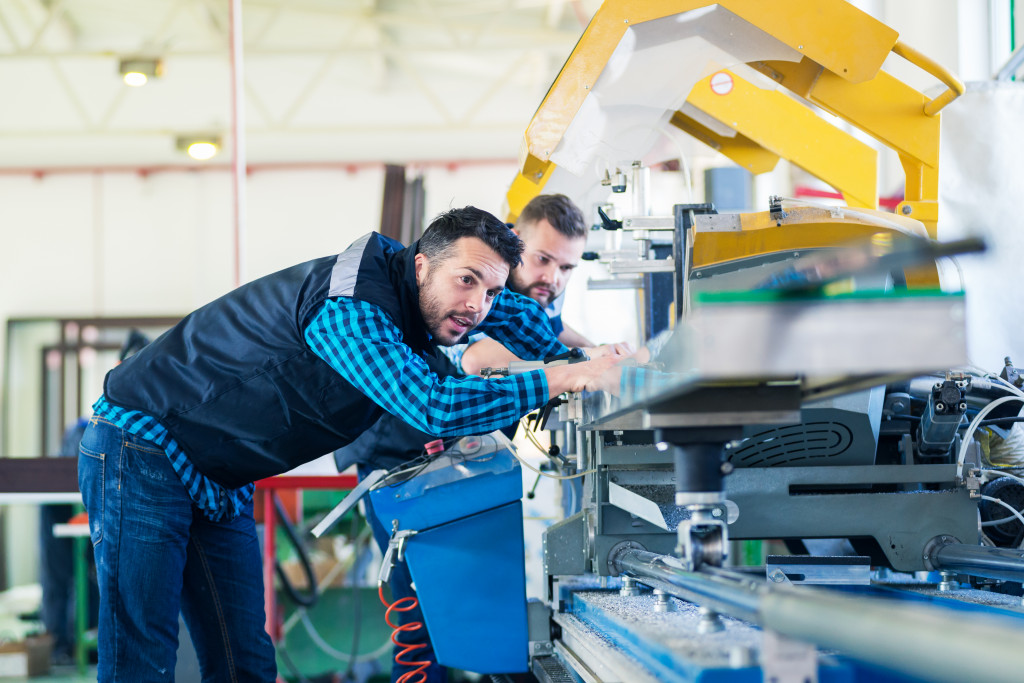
[517,193,586,239]
[419,206,523,269]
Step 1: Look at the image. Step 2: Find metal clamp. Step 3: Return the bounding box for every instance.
[378,523,418,584]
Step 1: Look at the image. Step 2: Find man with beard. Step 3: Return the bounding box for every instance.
[77,206,618,682]
[334,195,631,683]
[454,193,633,374]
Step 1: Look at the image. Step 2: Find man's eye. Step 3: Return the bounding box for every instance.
[537,255,548,264]
[486,290,497,298]
[460,276,473,285]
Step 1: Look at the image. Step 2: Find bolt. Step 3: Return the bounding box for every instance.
[695,271,703,278]
[902,205,913,215]
[729,645,755,668]
[620,576,641,596]
[698,606,724,633]
[721,462,734,475]
[769,569,787,583]
[654,589,674,613]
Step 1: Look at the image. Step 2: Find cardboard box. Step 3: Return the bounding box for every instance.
[0,634,52,678]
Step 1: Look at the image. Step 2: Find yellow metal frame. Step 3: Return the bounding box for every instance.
[507,0,964,247]
[676,69,878,209]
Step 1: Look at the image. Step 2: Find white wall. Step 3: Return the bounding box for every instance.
[0,161,522,586]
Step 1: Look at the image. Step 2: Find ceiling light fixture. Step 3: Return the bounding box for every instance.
[119,57,162,87]
[175,134,222,161]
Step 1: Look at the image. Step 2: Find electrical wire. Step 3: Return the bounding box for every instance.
[297,611,392,663]
[956,395,1024,480]
[987,372,1024,399]
[977,416,1024,429]
[277,645,312,683]
[272,492,318,608]
[344,511,361,680]
[275,513,391,668]
[376,434,504,490]
[516,417,596,480]
[980,495,1024,531]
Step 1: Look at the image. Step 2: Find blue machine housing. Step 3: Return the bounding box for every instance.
[369,434,529,674]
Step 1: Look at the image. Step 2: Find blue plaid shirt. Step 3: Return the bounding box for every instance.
[93,291,564,520]
[91,396,252,522]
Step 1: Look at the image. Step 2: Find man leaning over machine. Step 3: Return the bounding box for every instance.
[77,206,619,683]
[334,193,632,683]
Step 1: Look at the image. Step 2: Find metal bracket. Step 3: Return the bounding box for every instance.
[311,468,387,538]
[761,629,818,683]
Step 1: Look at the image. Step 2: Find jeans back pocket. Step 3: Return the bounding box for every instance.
[78,431,108,547]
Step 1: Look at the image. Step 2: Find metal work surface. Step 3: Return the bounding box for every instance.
[553,611,664,683]
[565,589,840,682]
[609,549,1024,683]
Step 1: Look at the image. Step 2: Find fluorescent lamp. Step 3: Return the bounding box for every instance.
[175,134,222,161]
[118,57,162,87]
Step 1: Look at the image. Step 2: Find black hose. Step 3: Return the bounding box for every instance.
[343,512,361,680]
[272,491,319,608]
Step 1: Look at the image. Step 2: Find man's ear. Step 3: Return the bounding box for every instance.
[414,252,428,286]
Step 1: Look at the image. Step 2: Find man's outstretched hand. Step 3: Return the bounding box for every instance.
[584,341,635,359]
[544,356,623,396]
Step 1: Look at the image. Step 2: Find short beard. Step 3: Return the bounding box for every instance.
[509,271,559,307]
[418,267,470,346]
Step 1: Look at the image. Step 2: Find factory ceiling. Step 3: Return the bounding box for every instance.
[0,0,597,169]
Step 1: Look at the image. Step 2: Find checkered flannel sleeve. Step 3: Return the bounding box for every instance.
[305,297,550,436]
[473,288,568,360]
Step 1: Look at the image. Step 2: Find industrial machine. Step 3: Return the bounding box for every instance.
[524,226,1024,682]
[496,1,1024,682]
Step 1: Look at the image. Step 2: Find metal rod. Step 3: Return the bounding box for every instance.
[931,542,1024,582]
[611,548,1024,683]
[229,0,246,289]
[995,42,1024,80]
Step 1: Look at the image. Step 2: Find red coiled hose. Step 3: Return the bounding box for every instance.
[378,584,431,683]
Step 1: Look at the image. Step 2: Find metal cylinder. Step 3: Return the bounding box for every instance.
[673,443,724,496]
[610,548,1024,683]
[930,542,1024,583]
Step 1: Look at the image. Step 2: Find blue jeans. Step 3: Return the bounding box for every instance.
[360,467,446,683]
[78,417,276,682]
